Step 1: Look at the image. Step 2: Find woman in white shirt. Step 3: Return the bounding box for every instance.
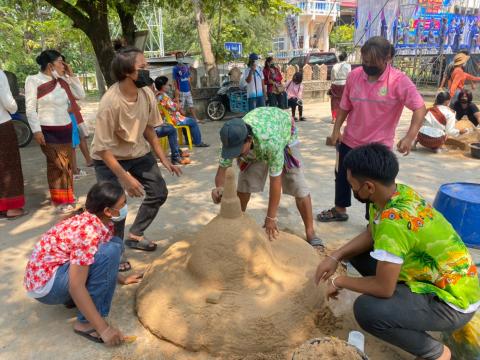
[25,50,85,213]
[0,70,27,219]
[329,52,351,123]
[415,91,467,152]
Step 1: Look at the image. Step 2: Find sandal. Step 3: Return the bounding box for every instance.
[316,207,349,222]
[74,328,104,344]
[300,117,307,121]
[308,237,325,248]
[119,255,132,272]
[125,237,157,252]
[193,143,210,148]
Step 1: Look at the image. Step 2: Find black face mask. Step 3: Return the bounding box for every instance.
[134,69,151,88]
[270,63,275,68]
[352,183,370,204]
[362,64,382,77]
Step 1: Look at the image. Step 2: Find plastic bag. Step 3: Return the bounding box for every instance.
[443,311,480,360]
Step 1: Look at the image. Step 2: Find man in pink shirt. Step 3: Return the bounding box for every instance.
[318,36,426,223]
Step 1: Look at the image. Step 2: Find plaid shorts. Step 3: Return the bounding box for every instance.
[180,91,194,108]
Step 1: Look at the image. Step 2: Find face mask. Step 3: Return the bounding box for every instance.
[111,204,128,222]
[352,184,370,204]
[177,58,184,64]
[362,64,382,77]
[134,69,151,88]
[270,63,275,68]
[254,60,260,67]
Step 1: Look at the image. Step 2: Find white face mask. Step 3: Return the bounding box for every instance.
[111,204,128,222]
[51,69,60,79]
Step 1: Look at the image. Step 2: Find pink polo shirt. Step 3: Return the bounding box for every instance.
[340,65,424,149]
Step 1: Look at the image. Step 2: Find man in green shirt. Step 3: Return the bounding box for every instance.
[211,107,322,246]
[315,143,480,360]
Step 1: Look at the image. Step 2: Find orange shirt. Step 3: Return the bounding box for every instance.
[448,67,480,97]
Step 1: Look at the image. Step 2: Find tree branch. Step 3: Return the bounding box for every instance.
[44,0,90,31]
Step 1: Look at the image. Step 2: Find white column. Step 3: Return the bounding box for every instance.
[303,19,310,52]
[322,20,330,51]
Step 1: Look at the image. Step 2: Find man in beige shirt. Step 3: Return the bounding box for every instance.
[92,46,181,265]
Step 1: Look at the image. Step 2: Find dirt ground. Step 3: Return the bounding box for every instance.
[1,99,479,360]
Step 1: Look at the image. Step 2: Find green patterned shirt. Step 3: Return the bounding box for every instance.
[219,107,297,177]
[369,184,480,312]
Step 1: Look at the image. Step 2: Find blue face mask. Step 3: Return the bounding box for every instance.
[111,204,128,222]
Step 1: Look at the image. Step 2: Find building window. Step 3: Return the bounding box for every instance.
[273,37,286,51]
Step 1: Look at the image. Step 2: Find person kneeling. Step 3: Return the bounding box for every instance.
[315,143,480,360]
[24,182,143,346]
[415,91,467,153]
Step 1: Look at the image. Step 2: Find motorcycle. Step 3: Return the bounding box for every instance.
[11,112,33,147]
[206,80,247,121]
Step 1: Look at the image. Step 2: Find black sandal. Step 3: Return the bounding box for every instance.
[125,238,157,252]
[308,237,325,248]
[316,207,349,222]
[194,143,210,148]
[74,328,104,343]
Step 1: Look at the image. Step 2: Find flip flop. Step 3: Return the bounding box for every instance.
[316,208,349,222]
[7,209,29,220]
[308,237,325,249]
[119,255,132,272]
[125,238,157,252]
[74,328,104,343]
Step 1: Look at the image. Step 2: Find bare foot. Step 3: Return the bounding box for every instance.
[6,208,25,217]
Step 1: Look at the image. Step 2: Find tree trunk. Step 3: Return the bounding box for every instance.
[44,0,136,87]
[116,4,137,45]
[95,58,107,96]
[192,0,219,86]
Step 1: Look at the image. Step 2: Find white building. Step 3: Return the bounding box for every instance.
[273,0,341,58]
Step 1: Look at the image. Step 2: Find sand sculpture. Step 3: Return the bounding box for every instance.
[292,337,365,360]
[136,168,326,356]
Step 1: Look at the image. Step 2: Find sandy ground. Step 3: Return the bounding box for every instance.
[1,99,479,360]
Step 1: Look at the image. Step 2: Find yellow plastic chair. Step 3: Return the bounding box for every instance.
[159,135,169,151]
[158,104,193,150]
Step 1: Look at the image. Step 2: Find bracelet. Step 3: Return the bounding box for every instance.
[330,276,342,290]
[326,254,340,264]
[100,325,111,339]
[265,216,278,222]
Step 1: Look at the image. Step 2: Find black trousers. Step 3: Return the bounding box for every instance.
[350,252,474,360]
[94,152,168,240]
[335,142,369,219]
[288,97,303,117]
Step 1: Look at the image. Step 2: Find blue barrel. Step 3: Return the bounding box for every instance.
[433,183,480,248]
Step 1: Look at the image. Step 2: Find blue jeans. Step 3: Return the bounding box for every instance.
[36,236,122,323]
[178,117,202,145]
[155,124,181,161]
[248,96,265,111]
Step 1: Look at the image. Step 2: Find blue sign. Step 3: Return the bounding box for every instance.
[224,42,243,57]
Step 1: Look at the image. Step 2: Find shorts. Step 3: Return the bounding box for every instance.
[180,91,194,108]
[237,144,309,198]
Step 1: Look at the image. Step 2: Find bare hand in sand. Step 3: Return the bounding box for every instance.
[100,326,124,346]
[315,257,339,285]
[264,217,279,241]
[211,187,224,204]
[118,273,144,285]
[326,281,340,300]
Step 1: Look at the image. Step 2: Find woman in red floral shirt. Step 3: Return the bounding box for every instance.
[24,182,141,346]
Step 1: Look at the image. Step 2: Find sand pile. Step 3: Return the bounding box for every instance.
[446,121,480,150]
[292,337,364,360]
[136,168,326,356]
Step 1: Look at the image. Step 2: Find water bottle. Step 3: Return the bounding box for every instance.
[348,330,365,353]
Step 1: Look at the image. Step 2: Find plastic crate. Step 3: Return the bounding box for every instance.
[229,91,249,113]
